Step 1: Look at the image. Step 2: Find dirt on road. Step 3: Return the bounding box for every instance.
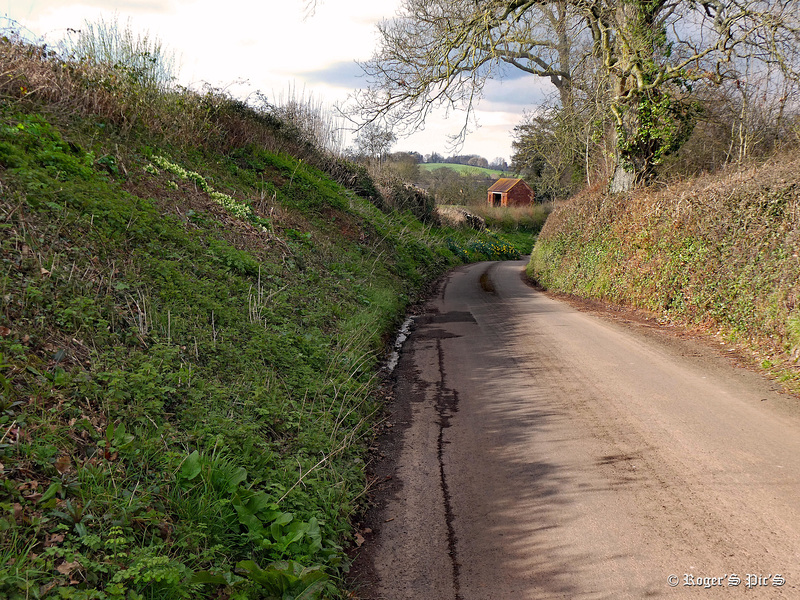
[349,259,800,599]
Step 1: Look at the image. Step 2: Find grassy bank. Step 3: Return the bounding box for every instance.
[528,155,800,387]
[0,31,525,600]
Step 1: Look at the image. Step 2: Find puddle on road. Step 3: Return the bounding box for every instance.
[383,316,415,374]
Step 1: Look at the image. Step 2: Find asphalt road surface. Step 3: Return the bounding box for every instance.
[353,259,800,599]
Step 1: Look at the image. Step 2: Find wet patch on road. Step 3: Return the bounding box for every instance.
[479,271,496,294]
[434,338,463,600]
[383,317,416,374]
[414,329,461,340]
[416,311,476,324]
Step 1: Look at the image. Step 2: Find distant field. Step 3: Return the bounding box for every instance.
[420,163,508,178]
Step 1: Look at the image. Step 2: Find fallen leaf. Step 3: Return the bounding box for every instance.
[40,268,50,275]
[157,522,172,539]
[354,533,365,547]
[39,581,57,596]
[45,533,65,547]
[0,326,10,337]
[54,454,71,474]
[56,561,81,576]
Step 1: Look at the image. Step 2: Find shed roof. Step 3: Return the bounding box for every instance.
[487,178,528,193]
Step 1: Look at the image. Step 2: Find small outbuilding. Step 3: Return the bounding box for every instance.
[487,178,535,207]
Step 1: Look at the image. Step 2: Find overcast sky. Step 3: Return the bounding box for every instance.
[5,0,552,161]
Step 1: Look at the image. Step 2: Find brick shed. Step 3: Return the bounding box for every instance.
[487,178,535,207]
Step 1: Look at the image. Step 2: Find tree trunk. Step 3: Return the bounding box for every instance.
[610,161,637,194]
[610,123,657,193]
[606,1,658,194]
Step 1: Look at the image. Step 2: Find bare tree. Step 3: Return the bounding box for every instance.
[349,0,800,192]
[354,121,397,165]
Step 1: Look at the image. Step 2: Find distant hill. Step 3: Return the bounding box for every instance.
[420,162,508,178]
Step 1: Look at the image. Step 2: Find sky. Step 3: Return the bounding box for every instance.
[4,0,552,161]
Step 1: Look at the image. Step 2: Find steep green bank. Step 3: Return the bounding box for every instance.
[0,41,525,600]
[529,155,800,385]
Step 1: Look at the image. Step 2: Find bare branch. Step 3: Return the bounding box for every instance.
[348,0,800,189]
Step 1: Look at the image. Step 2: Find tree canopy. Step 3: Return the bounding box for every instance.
[351,0,800,191]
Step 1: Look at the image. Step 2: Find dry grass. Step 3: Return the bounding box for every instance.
[469,203,552,233]
[435,205,486,229]
[2,30,319,157]
[1,31,220,143]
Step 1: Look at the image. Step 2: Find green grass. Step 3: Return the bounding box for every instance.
[0,108,445,599]
[492,230,536,255]
[0,105,528,600]
[0,26,532,598]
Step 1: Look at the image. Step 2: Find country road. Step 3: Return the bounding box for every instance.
[351,259,800,599]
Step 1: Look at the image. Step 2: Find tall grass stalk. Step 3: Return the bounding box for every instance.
[471,203,553,234]
[66,15,176,91]
[269,85,347,155]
